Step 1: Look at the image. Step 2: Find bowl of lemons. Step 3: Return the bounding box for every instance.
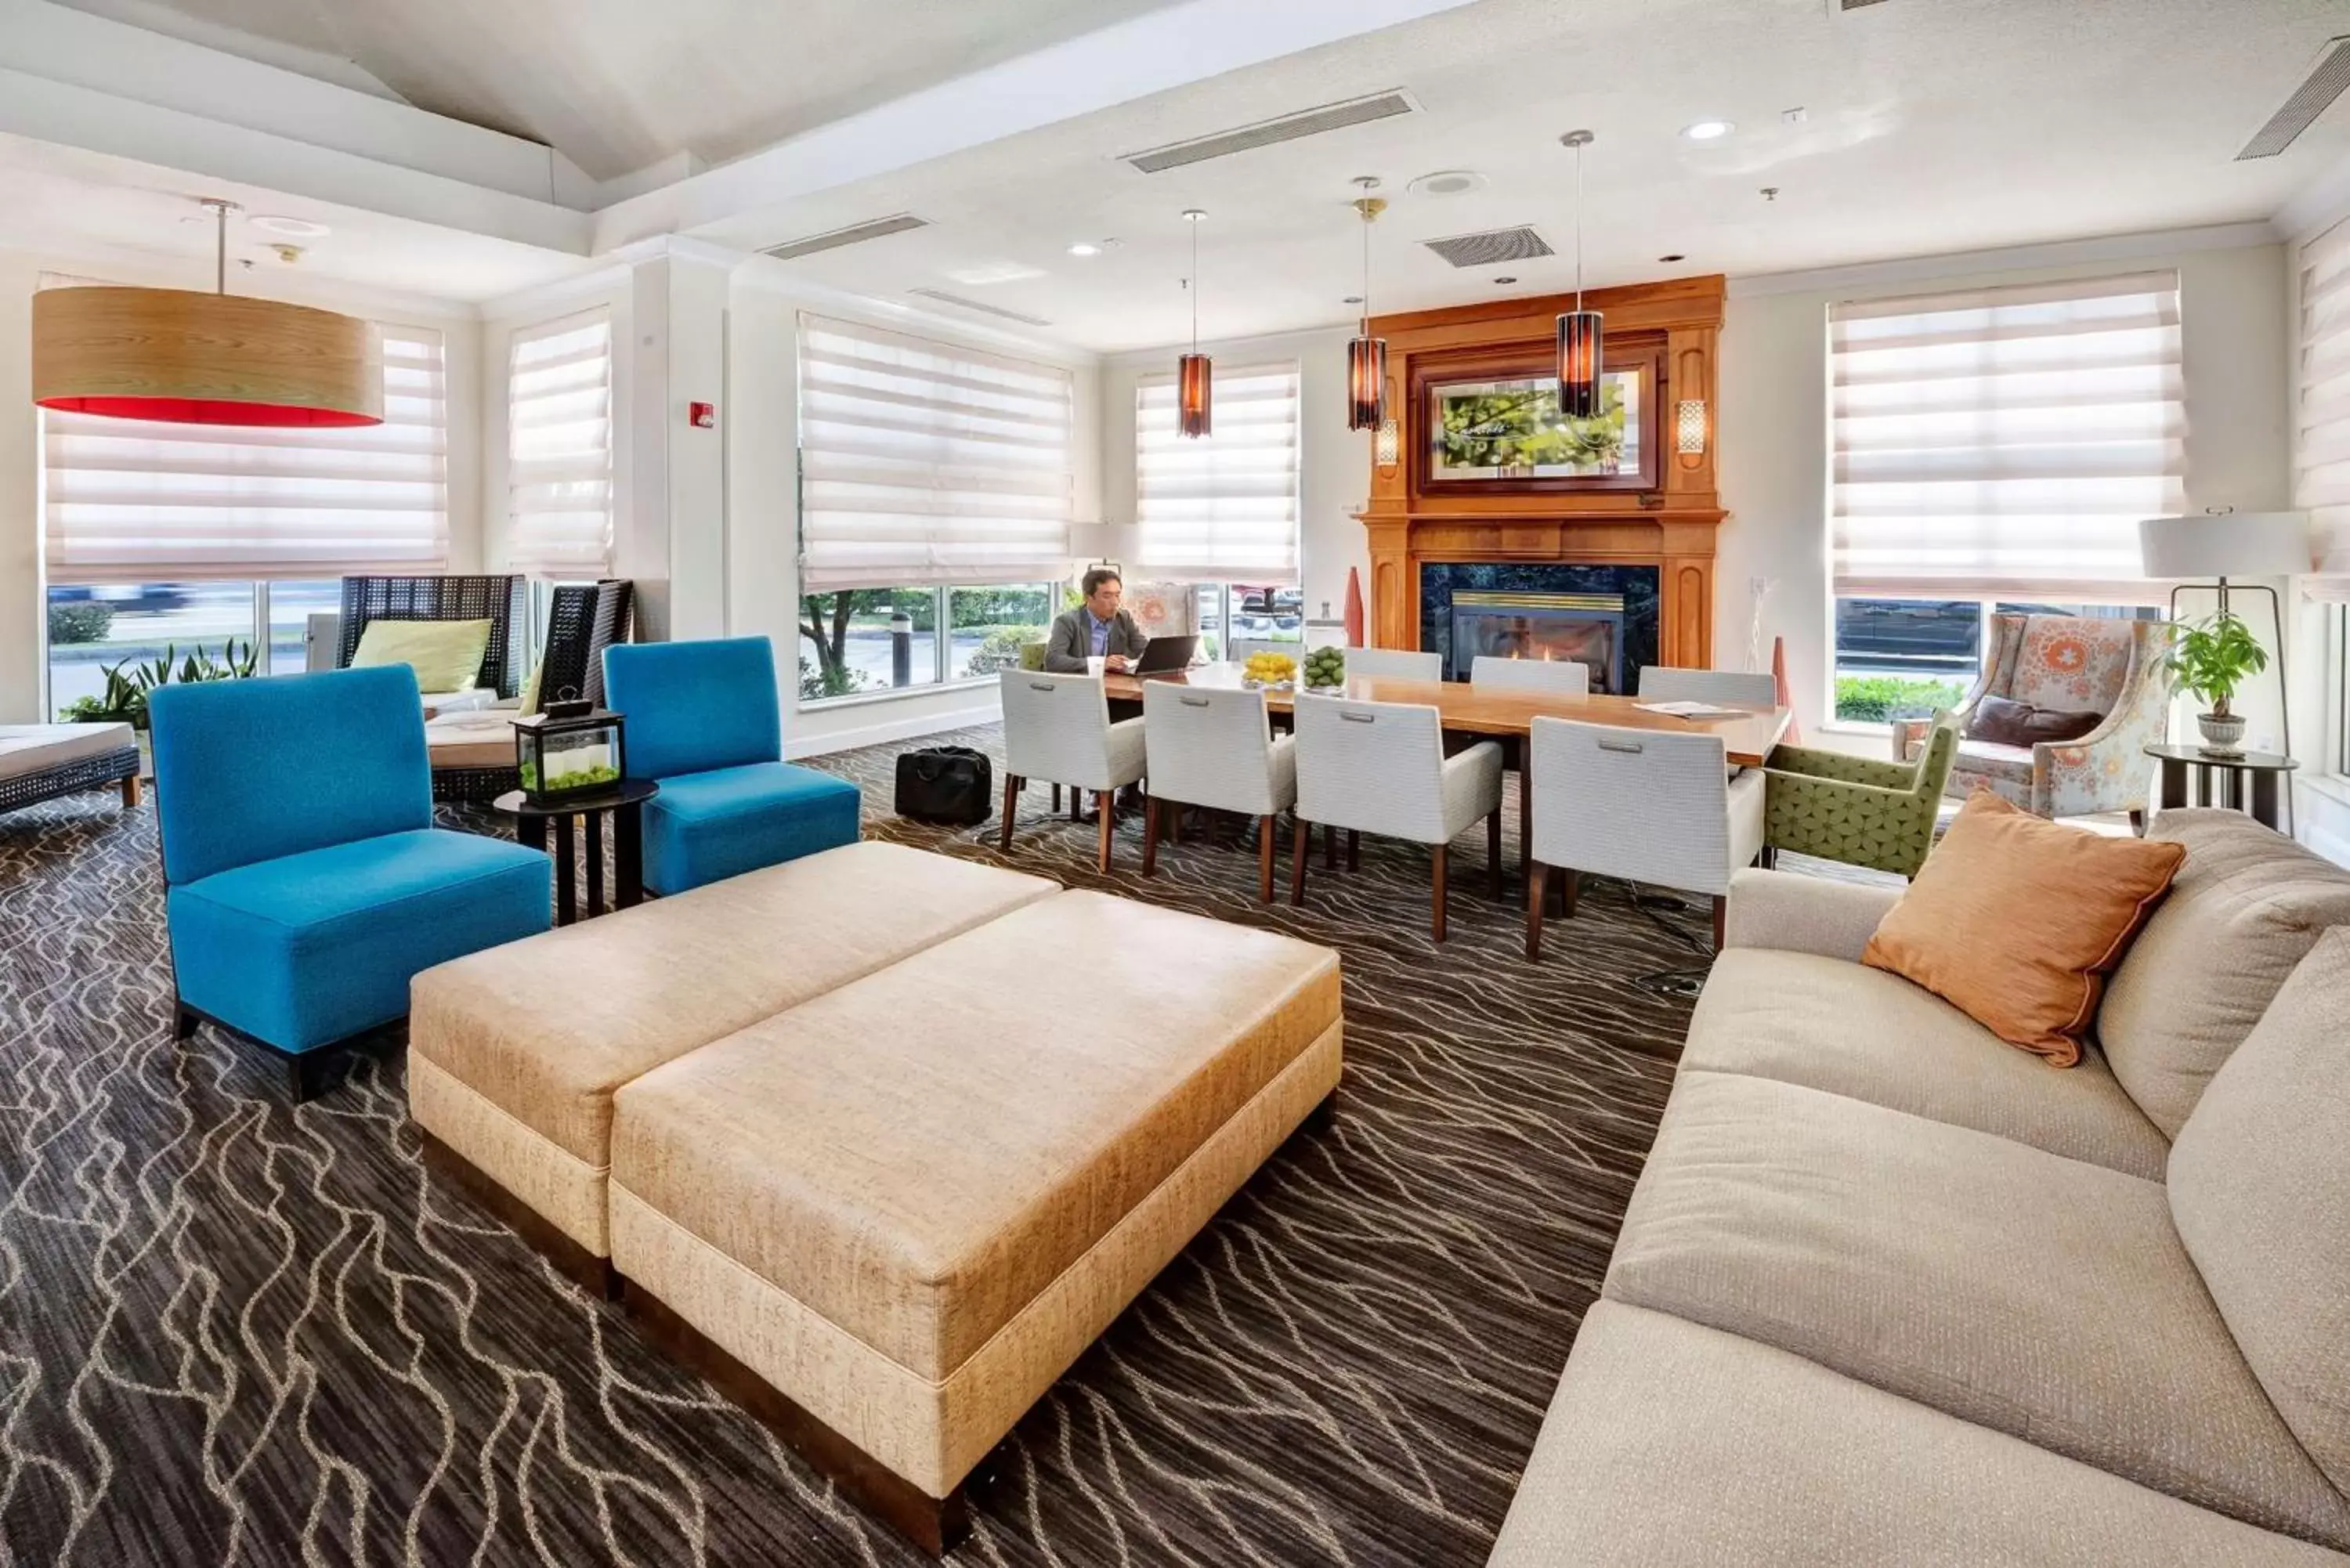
[1242,650,1297,688]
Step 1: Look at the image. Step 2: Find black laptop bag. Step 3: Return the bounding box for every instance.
[893,746,994,826]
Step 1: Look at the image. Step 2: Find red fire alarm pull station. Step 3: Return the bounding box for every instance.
[689,401,717,428]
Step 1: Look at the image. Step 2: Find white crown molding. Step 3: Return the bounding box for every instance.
[1726,222,2282,298]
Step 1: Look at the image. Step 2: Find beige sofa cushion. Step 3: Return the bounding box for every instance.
[2099,809,2350,1138]
[1686,949,2170,1178]
[409,841,1059,1166]
[1489,1301,2349,1568]
[610,890,1341,1382]
[2171,929,2350,1500]
[1603,1071,2350,1549]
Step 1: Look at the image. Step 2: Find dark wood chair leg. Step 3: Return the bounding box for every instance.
[1325,822,1339,870]
[2128,807,2146,836]
[1518,773,1531,880]
[1000,775,1020,852]
[1712,894,1728,952]
[1486,810,1503,898]
[1052,782,1061,815]
[1431,843,1449,942]
[1526,862,1546,959]
[173,1004,199,1042]
[120,774,142,807]
[1141,797,1161,877]
[1097,791,1115,873]
[1759,845,1779,870]
[1291,816,1311,905]
[1257,813,1277,902]
[1561,869,1579,918]
[1346,829,1360,872]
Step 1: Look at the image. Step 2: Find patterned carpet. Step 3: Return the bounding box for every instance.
[0,724,1724,1567]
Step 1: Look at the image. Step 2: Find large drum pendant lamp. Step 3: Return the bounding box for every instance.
[1177,208,1212,438]
[1345,179,1389,432]
[31,198,381,428]
[1555,131,1604,420]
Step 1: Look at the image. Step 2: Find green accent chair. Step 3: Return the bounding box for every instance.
[1762,715,1958,879]
[1018,639,1049,672]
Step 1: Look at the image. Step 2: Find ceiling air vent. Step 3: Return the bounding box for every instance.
[1122,91,1415,174]
[2239,37,2350,160]
[1832,0,1894,10]
[908,288,1052,328]
[761,214,928,261]
[1423,226,1555,269]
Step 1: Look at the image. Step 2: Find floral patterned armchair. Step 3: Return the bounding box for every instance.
[1892,613,2167,822]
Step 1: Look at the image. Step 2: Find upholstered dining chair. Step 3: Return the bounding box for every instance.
[1892,612,2167,826]
[1470,655,1592,695]
[1340,647,1443,681]
[1637,666,1777,706]
[1291,694,1504,941]
[1139,683,1296,900]
[1524,717,1765,957]
[998,670,1148,872]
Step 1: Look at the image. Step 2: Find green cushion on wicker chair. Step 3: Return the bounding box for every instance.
[1762,715,1958,878]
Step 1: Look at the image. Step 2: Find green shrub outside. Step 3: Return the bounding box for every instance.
[48,601,114,645]
[1834,675,1968,723]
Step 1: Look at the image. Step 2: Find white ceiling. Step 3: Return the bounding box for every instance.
[49,0,1189,181]
[0,134,588,308]
[687,0,2350,352]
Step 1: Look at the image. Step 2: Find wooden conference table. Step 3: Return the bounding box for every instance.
[1102,663,1792,767]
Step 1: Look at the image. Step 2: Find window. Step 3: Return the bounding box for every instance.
[794,582,1054,701]
[264,579,340,675]
[506,309,614,578]
[1830,595,2159,723]
[1134,362,1300,581]
[797,315,1075,593]
[46,582,254,718]
[1830,272,2184,605]
[41,295,449,582]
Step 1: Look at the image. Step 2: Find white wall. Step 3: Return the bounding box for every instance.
[1716,236,2292,758]
[1098,325,1369,627]
[476,248,1103,757]
[0,244,483,722]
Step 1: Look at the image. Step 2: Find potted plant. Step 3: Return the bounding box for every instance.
[2161,612,2267,756]
[59,639,259,777]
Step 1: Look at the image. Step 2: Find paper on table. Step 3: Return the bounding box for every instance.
[1636,700,1747,718]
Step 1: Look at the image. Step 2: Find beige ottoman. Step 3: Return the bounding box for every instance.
[408,841,1058,1291]
[606,890,1343,1552]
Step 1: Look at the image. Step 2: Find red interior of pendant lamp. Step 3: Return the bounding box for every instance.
[36,394,381,428]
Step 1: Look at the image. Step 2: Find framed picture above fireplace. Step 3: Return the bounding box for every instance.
[1413,342,1663,494]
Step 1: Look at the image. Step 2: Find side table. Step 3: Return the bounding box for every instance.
[493,779,660,924]
[2145,744,2298,833]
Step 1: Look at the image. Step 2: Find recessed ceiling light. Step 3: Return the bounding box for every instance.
[1067,242,1101,257]
[1681,120,1734,142]
[1658,253,1687,263]
[1407,170,1487,198]
[248,214,331,238]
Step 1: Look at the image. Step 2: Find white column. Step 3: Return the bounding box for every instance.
[620,240,739,643]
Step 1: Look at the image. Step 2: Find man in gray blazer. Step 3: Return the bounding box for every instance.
[1045,568,1152,674]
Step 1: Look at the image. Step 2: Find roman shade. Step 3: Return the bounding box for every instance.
[1135,361,1300,580]
[41,276,448,581]
[1831,271,2186,604]
[2296,217,2350,600]
[797,314,1075,592]
[504,309,613,578]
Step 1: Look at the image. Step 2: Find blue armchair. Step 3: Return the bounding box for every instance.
[600,637,861,895]
[149,666,551,1099]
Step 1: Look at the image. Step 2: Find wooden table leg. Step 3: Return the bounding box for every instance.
[519,814,548,855]
[2251,769,2281,830]
[584,810,606,917]
[616,801,644,909]
[1141,797,1161,877]
[1258,813,1276,902]
[552,814,577,926]
[1000,775,1020,852]
[2158,756,2187,812]
[120,775,142,807]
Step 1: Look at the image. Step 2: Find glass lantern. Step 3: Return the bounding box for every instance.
[512,703,625,804]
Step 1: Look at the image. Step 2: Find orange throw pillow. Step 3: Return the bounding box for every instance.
[1862,791,2186,1065]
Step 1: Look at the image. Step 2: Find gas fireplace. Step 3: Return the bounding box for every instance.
[1419,563,1659,693]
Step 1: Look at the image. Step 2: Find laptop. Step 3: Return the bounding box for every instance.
[1123,634,1200,677]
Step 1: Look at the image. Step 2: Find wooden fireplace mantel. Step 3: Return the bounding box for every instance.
[1357,273,1726,667]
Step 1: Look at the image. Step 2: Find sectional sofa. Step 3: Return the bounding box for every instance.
[1492,808,2350,1566]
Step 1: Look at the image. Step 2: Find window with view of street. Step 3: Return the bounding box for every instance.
[1831,597,2160,724]
[46,583,257,720]
[795,583,1055,701]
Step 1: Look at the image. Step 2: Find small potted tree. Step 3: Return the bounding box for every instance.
[2162,611,2267,756]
